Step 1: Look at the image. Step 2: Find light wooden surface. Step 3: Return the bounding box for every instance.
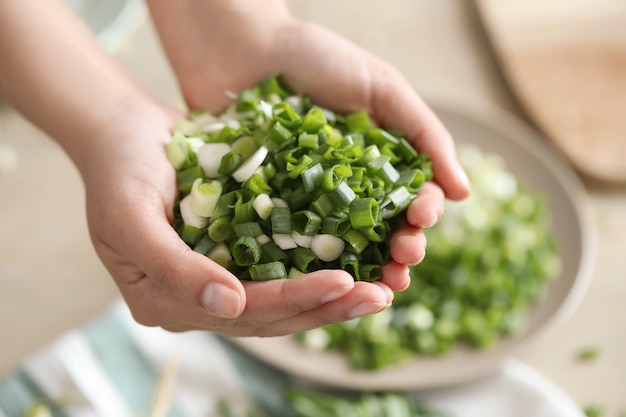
[1,0,625,413]
[475,0,626,182]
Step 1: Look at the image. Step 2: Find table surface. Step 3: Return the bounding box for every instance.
[1,0,625,413]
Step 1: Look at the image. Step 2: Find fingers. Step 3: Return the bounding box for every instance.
[368,61,470,201]
[406,182,445,228]
[119,266,390,337]
[232,281,393,337]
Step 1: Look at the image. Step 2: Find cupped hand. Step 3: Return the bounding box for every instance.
[83,100,395,337]
[149,1,470,291]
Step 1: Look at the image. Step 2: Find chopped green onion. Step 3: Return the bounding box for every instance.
[167,74,433,282]
[231,235,261,266]
[197,143,231,178]
[349,197,380,229]
[208,216,232,242]
[271,206,292,234]
[190,178,222,218]
[249,261,287,281]
[311,234,345,262]
[179,195,208,228]
[253,193,274,220]
[232,146,269,183]
[291,210,322,236]
[207,243,232,268]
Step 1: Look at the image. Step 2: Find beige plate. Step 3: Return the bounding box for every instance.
[229,102,597,391]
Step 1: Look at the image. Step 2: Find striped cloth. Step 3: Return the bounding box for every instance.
[0,301,585,417]
[0,301,289,417]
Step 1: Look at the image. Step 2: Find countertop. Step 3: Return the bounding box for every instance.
[1,0,625,413]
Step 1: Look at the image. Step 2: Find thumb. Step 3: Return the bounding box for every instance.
[119,205,247,319]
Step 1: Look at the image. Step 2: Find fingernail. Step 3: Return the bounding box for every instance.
[457,165,471,190]
[424,212,440,228]
[349,302,386,319]
[201,283,242,319]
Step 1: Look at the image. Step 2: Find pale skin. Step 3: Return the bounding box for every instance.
[0,0,470,337]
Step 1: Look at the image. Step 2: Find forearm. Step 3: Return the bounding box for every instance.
[0,0,158,175]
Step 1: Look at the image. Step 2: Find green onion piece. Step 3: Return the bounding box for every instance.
[377,161,401,185]
[298,132,319,149]
[197,143,231,178]
[262,162,277,180]
[216,125,240,144]
[311,194,336,218]
[328,182,357,209]
[166,132,194,170]
[179,195,208,228]
[286,154,313,179]
[321,215,351,236]
[243,173,272,195]
[207,242,232,268]
[208,216,232,242]
[381,186,414,219]
[233,222,263,238]
[361,144,381,165]
[236,88,259,112]
[272,233,298,250]
[260,241,288,263]
[193,234,217,255]
[267,121,293,144]
[300,107,327,133]
[396,137,418,162]
[249,261,287,281]
[271,206,292,234]
[341,252,361,281]
[397,169,425,193]
[253,193,274,220]
[367,128,400,147]
[230,136,258,159]
[231,235,261,266]
[232,146,269,183]
[259,74,292,98]
[232,191,256,224]
[190,178,222,218]
[358,225,386,242]
[291,247,320,272]
[301,163,324,193]
[291,210,322,236]
[180,224,204,246]
[176,165,205,194]
[322,165,353,191]
[288,267,306,279]
[217,151,243,176]
[345,110,372,133]
[311,234,345,262]
[342,229,369,254]
[359,264,383,281]
[349,197,380,229]
[273,102,302,130]
[348,167,366,193]
[291,230,313,248]
[213,190,237,219]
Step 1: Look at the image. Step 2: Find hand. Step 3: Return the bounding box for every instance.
[84,100,397,337]
[132,0,472,336]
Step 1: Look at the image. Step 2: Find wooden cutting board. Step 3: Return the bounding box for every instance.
[475,0,626,182]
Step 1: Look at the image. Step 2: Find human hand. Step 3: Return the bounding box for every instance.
[84,100,399,336]
[148,0,471,289]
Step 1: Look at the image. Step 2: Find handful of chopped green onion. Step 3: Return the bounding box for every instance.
[297,146,561,369]
[166,75,432,281]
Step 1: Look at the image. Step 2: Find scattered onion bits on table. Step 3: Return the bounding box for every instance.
[166,74,432,281]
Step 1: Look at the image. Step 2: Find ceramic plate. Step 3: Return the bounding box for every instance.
[230,102,597,391]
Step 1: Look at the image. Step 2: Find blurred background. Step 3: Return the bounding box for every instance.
[1,0,625,415]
